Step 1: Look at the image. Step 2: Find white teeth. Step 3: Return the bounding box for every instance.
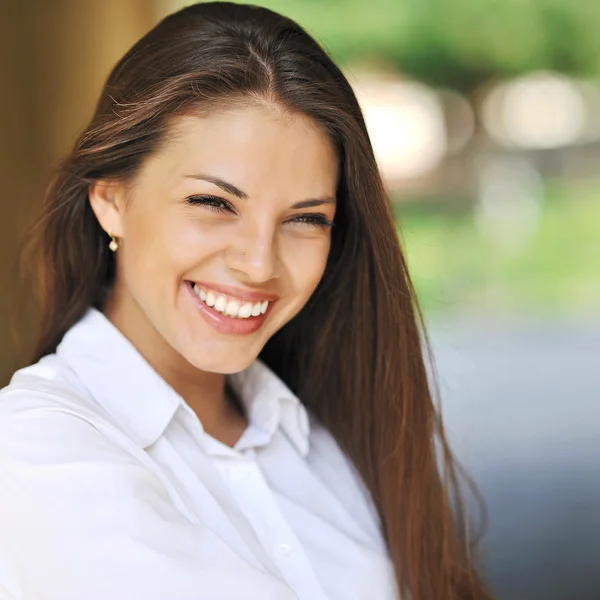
[238,303,253,318]
[214,295,227,313]
[192,284,271,319]
[225,300,241,317]
[193,284,208,302]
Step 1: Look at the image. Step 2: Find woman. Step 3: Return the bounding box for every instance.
[0,3,491,599]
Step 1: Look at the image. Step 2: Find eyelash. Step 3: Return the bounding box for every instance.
[186,195,232,213]
[185,195,333,229]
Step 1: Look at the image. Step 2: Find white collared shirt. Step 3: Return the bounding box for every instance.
[0,309,397,600]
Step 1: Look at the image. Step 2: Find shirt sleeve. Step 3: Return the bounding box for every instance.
[0,396,297,600]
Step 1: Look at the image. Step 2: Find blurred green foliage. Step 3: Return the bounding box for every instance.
[397,179,600,316]
[212,0,600,92]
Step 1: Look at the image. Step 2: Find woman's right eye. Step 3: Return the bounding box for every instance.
[185,195,235,213]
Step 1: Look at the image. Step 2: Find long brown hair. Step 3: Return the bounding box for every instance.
[28,3,491,598]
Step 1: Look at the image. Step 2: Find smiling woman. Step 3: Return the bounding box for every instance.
[0,3,491,600]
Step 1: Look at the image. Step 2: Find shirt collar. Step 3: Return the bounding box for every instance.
[56,308,310,456]
[229,360,311,457]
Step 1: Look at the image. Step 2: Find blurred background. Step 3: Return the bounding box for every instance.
[1,1,599,598]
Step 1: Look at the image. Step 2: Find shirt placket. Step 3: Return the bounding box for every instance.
[214,448,330,600]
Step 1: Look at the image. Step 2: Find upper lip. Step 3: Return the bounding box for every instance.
[190,281,279,303]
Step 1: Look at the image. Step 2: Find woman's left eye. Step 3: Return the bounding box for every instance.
[289,214,333,228]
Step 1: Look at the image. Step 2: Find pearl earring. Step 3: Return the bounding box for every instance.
[108,231,119,252]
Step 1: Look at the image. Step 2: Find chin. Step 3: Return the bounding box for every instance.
[193,356,257,375]
[181,342,262,375]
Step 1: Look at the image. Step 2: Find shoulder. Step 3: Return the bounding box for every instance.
[2,354,91,410]
[0,355,154,488]
[1,355,125,443]
[0,360,167,596]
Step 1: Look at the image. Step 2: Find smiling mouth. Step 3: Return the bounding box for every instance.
[189,282,271,319]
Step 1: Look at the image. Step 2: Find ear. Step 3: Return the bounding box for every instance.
[89,180,127,238]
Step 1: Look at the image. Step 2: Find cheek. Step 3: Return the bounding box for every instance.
[285,237,331,300]
[168,218,236,277]
[123,211,221,281]
[119,210,189,301]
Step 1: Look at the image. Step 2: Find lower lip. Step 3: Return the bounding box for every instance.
[185,281,271,336]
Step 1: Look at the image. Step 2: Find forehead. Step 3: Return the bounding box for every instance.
[144,104,339,197]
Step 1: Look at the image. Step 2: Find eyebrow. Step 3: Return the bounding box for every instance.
[184,174,336,209]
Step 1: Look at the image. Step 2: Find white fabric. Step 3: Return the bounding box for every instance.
[0,308,397,600]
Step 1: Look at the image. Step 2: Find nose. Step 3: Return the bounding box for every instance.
[226,222,280,283]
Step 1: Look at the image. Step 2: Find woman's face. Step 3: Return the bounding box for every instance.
[90,103,338,374]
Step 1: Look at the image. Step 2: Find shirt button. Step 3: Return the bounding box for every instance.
[277,543,293,557]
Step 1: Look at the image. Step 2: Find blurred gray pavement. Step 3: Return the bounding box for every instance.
[429,318,600,600]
